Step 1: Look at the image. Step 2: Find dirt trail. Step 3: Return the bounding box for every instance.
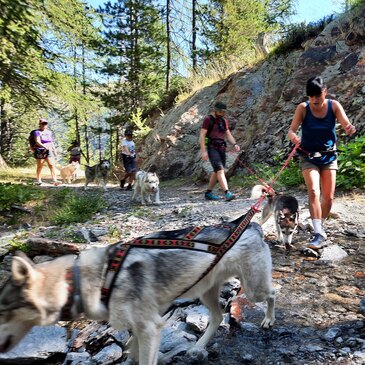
[96,182,365,364]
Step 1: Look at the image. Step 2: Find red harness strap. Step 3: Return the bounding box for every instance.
[100,207,258,307]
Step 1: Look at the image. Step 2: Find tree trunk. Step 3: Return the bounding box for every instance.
[192,0,197,72]
[165,0,171,92]
[0,154,9,168]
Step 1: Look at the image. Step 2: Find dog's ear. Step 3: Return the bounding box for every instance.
[11,254,35,286]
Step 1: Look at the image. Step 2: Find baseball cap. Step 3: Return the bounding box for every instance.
[39,118,48,124]
[214,101,227,111]
[125,129,133,136]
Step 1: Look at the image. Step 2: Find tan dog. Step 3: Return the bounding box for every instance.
[60,161,79,184]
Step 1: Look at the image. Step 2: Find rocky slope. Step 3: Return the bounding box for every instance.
[139,3,365,180]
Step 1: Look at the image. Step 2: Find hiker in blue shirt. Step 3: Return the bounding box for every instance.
[288,76,356,249]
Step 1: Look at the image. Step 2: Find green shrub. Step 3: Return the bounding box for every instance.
[50,188,106,225]
[276,159,303,187]
[231,157,303,190]
[0,183,46,211]
[272,16,334,56]
[337,135,365,189]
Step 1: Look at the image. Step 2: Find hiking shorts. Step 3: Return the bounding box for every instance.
[34,148,50,160]
[208,147,226,172]
[122,154,137,173]
[300,156,338,171]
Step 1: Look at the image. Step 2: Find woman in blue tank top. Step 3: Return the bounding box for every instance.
[288,76,356,249]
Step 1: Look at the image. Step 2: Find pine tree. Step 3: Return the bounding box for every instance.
[99,0,166,126]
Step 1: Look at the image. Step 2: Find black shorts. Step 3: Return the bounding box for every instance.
[208,147,226,172]
[122,154,137,173]
[33,148,50,160]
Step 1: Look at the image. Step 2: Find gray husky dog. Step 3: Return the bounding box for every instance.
[251,185,299,249]
[84,159,111,191]
[132,170,161,205]
[0,217,275,364]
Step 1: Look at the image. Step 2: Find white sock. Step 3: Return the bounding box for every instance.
[312,218,326,238]
[312,219,322,234]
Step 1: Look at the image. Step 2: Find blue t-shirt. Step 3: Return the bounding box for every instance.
[301,99,337,165]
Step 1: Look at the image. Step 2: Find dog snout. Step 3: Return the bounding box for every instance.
[0,334,13,353]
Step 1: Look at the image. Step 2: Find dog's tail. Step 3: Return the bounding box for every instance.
[250,184,275,199]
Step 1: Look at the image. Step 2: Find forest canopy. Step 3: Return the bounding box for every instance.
[0,0,357,166]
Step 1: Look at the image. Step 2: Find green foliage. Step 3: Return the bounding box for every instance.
[130,108,151,139]
[0,183,46,211]
[276,159,303,187]
[50,188,106,225]
[10,239,30,253]
[272,16,334,55]
[198,0,295,62]
[337,135,365,189]
[231,157,303,189]
[98,0,166,123]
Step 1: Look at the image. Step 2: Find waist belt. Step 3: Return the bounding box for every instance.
[298,147,339,159]
[208,139,226,148]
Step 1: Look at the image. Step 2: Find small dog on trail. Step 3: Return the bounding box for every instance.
[60,161,79,184]
[132,170,161,205]
[251,184,299,249]
[0,215,275,364]
[84,160,111,191]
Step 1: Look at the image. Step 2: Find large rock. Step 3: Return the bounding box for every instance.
[138,4,365,180]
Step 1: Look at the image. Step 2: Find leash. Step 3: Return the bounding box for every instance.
[226,143,300,192]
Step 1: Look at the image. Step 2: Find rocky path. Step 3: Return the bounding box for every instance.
[0,182,364,364]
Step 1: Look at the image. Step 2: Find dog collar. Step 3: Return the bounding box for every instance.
[60,260,84,321]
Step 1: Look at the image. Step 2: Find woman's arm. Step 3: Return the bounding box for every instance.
[35,135,47,149]
[332,100,356,135]
[288,102,306,144]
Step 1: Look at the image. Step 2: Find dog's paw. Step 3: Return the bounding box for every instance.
[186,346,209,362]
[260,316,275,329]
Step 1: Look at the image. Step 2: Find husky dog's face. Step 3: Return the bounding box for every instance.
[277,209,299,243]
[100,160,111,171]
[144,173,159,192]
[0,257,46,353]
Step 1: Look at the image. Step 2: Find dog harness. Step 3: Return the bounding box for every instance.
[100,207,258,307]
[59,202,264,319]
[61,261,83,321]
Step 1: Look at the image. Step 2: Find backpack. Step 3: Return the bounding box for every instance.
[28,129,38,150]
[205,115,228,145]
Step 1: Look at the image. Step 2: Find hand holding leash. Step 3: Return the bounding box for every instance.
[344,123,356,135]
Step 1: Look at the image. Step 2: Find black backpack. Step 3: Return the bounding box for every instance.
[205,115,228,145]
[28,129,38,149]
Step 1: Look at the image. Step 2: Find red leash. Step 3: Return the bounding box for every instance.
[227,143,300,196]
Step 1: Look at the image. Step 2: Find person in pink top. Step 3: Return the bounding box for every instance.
[33,118,60,186]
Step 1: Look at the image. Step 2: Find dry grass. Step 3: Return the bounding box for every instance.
[0,167,35,183]
[176,55,257,104]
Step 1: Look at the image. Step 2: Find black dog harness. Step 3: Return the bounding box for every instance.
[100,207,258,307]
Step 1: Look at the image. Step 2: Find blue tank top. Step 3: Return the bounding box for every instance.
[301,99,337,165]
